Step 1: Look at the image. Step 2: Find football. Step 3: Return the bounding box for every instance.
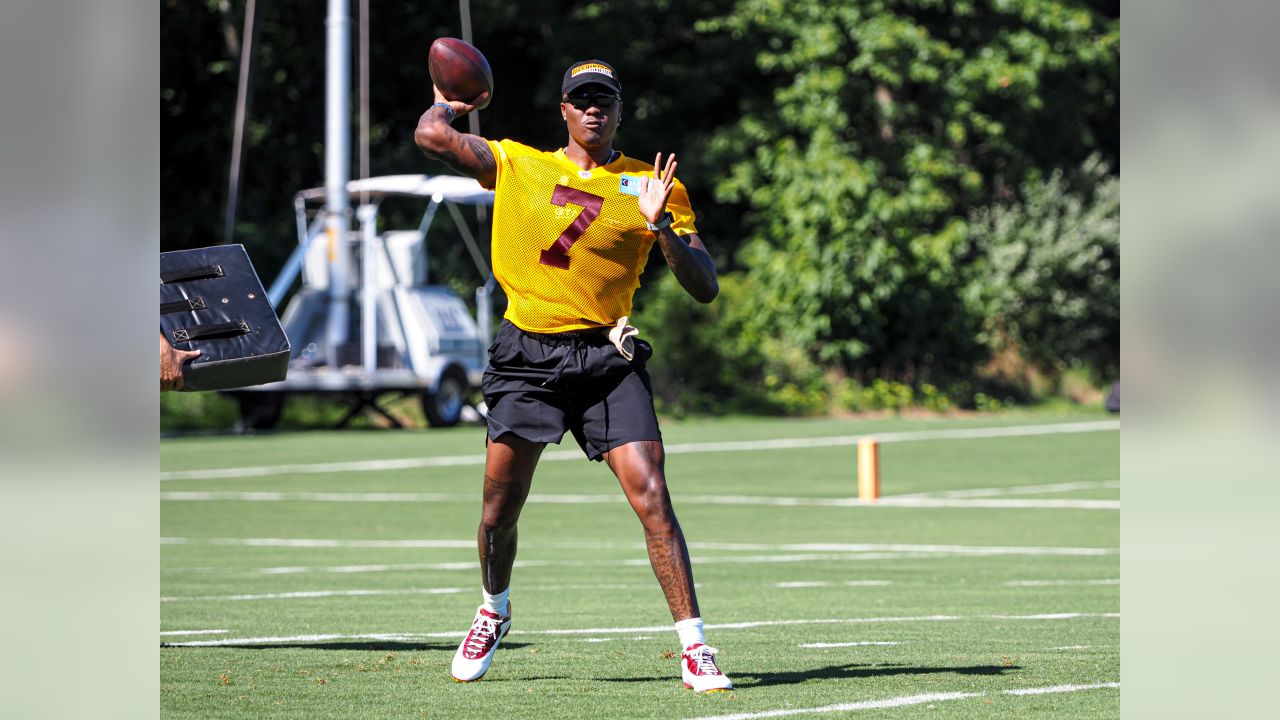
[429,37,493,110]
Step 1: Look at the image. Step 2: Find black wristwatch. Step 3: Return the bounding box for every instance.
[645,212,674,232]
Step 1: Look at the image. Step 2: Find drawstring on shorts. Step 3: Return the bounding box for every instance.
[528,317,640,386]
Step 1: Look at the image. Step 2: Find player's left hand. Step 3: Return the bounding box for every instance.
[161,334,201,392]
[638,152,678,224]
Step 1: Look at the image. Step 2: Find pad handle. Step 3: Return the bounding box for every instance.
[160,297,207,315]
[171,321,251,343]
[161,265,224,284]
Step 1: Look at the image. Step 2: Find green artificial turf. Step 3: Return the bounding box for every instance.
[161,412,1119,718]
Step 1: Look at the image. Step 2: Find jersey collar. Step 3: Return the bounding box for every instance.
[555,148,624,174]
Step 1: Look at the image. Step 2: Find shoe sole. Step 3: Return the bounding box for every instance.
[683,682,732,693]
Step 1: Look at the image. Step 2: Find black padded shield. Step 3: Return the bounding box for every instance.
[160,245,290,391]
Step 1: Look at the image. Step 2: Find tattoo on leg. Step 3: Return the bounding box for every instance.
[474,439,541,596]
[607,442,697,620]
[645,519,700,621]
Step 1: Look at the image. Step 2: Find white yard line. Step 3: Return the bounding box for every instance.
[774,581,892,589]
[799,641,900,648]
[895,480,1120,499]
[163,538,1117,555]
[688,682,1119,720]
[161,588,464,602]
[1004,579,1120,587]
[160,539,1116,578]
[701,691,982,718]
[773,581,830,588]
[161,612,1118,646]
[872,497,1118,509]
[157,555,974,576]
[163,632,424,646]
[161,583,654,603]
[1003,682,1119,696]
[160,420,1119,481]
[692,542,1115,556]
[160,491,1116,510]
[161,537,477,548]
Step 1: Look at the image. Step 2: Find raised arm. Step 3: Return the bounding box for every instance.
[413,87,497,188]
[639,153,719,303]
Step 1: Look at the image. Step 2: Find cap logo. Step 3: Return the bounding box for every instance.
[571,63,614,79]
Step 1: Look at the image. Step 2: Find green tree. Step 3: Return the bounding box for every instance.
[701,0,1119,384]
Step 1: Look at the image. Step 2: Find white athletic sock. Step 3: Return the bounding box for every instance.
[675,617,705,649]
[482,587,509,617]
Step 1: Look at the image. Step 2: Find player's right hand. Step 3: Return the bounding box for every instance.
[432,84,482,118]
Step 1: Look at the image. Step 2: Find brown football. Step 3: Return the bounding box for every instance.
[428,37,493,110]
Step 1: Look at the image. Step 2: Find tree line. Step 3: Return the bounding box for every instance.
[162,0,1119,414]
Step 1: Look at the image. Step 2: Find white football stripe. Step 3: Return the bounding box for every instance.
[161,611,1118,646]
[159,491,1116,510]
[872,497,1118,509]
[163,537,1116,555]
[160,420,1119,481]
[689,682,1119,720]
[773,581,831,588]
[799,641,900,648]
[774,581,892,589]
[161,551,1094,577]
[161,587,464,602]
[895,480,1120,499]
[1004,579,1120,587]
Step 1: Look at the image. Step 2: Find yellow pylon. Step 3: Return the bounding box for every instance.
[857,437,880,504]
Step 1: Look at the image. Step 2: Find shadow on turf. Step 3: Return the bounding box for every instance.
[597,662,1022,688]
[161,640,531,652]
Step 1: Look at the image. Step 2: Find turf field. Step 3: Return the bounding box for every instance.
[160,411,1119,719]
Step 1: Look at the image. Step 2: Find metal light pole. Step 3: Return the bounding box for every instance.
[324,0,351,366]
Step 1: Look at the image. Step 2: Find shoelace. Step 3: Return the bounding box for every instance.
[687,645,722,675]
[464,614,501,657]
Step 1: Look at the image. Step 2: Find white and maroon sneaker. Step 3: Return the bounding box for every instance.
[450,604,512,682]
[681,643,733,692]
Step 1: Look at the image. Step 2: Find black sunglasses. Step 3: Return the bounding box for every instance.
[564,92,620,109]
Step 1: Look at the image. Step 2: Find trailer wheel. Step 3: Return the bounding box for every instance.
[233,392,285,433]
[422,370,467,428]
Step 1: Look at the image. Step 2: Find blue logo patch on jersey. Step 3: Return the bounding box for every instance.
[619,173,642,197]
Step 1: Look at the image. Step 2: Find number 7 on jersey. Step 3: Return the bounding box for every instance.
[539,185,604,269]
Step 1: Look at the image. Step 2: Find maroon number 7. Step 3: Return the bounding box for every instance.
[539,185,604,269]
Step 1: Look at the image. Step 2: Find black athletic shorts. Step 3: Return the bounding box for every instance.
[482,320,662,461]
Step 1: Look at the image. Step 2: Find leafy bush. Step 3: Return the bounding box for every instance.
[160,391,239,433]
[634,272,830,416]
[965,155,1120,383]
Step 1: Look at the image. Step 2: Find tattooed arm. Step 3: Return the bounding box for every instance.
[413,86,497,188]
[655,230,719,304]
[638,152,718,303]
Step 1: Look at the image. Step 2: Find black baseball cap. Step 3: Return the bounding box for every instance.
[562,60,622,96]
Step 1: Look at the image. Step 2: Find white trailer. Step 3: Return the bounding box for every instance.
[230,174,497,430]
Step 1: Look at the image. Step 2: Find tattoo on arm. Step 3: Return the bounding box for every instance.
[435,134,495,173]
[416,107,497,184]
[656,229,719,303]
[431,134,496,183]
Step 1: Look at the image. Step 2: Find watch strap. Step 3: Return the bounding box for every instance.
[645,211,674,232]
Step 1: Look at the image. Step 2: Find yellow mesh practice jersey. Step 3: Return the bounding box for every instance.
[483,139,698,333]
